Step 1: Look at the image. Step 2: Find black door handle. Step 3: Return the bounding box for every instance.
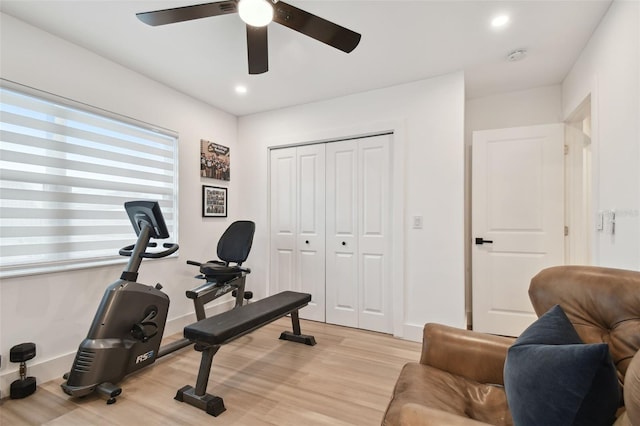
[475,237,494,245]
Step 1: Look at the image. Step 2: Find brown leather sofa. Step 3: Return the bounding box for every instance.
[382,265,640,425]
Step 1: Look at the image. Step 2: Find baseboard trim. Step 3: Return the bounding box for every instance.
[402,323,424,342]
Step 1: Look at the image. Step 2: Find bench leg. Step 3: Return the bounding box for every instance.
[174,344,226,416]
[279,310,316,346]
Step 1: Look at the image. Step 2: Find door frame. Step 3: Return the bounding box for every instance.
[564,94,595,265]
[266,120,406,337]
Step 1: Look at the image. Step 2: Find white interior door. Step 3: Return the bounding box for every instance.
[472,124,565,336]
[357,135,392,333]
[326,140,359,327]
[326,135,392,333]
[296,144,326,321]
[270,145,326,321]
[270,148,297,294]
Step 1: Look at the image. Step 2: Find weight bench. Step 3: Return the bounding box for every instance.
[175,290,316,416]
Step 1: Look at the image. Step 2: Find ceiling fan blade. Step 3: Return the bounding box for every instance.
[272,1,361,53]
[136,1,238,26]
[247,25,269,74]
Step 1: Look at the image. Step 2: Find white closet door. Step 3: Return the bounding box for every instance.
[357,135,392,333]
[270,147,297,294]
[326,140,359,327]
[296,144,326,321]
[326,135,392,333]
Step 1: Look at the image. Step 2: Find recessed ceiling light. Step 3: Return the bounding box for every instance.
[235,85,248,94]
[491,15,510,28]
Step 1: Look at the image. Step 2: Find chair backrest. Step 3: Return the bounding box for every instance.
[217,221,255,265]
[529,265,640,383]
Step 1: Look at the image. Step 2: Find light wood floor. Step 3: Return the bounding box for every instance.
[0,318,421,425]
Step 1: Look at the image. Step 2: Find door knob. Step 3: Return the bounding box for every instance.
[341,241,346,246]
[305,240,309,244]
[475,237,494,245]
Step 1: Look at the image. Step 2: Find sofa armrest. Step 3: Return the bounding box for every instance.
[399,404,491,426]
[419,323,514,385]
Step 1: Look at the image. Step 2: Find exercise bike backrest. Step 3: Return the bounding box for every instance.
[119,200,179,281]
[216,220,255,266]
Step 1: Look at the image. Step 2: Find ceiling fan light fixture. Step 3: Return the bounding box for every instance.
[238,0,273,27]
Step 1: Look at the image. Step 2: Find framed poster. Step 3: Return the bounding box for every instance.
[202,185,227,217]
[200,139,230,181]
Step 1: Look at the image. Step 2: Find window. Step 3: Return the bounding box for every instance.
[0,80,178,278]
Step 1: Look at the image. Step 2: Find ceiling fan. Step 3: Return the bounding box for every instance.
[136,0,361,74]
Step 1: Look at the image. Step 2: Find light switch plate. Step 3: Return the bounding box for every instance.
[413,216,423,229]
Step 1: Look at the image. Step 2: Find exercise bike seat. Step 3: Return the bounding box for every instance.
[199,261,249,283]
[198,221,255,284]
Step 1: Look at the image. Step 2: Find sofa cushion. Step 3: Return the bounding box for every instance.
[504,305,620,426]
[382,362,512,426]
[399,404,492,425]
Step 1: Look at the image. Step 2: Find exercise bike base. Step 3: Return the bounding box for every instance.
[97,382,122,404]
[175,385,226,416]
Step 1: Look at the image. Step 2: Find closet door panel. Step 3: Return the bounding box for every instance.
[273,250,296,293]
[358,135,392,333]
[270,148,297,294]
[326,141,358,327]
[296,144,326,321]
[361,253,384,313]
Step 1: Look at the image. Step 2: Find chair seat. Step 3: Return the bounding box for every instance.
[383,363,513,426]
[199,262,242,282]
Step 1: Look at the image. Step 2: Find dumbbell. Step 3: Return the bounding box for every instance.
[10,342,37,399]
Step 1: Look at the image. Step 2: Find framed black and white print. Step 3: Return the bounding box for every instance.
[202,185,227,217]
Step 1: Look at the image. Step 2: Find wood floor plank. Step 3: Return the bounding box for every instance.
[1,318,421,425]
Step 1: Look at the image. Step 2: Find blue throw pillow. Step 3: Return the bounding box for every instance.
[503,305,620,426]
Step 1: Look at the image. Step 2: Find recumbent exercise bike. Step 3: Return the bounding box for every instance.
[61,200,255,403]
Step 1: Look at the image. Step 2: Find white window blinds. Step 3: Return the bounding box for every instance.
[0,82,178,278]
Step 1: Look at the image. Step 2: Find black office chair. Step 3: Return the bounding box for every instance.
[186,221,256,319]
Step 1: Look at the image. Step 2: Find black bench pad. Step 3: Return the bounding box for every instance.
[184,291,311,345]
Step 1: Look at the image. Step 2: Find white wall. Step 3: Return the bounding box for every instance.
[465,85,563,141]
[464,85,563,324]
[0,13,239,395]
[562,0,640,269]
[237,73,466,341]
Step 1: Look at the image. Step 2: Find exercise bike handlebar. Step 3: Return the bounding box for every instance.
[119,242,179,258]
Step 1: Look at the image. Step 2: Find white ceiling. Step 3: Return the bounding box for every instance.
[1,0,612,116]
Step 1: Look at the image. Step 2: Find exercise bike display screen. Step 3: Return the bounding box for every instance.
[125,200,170,239]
